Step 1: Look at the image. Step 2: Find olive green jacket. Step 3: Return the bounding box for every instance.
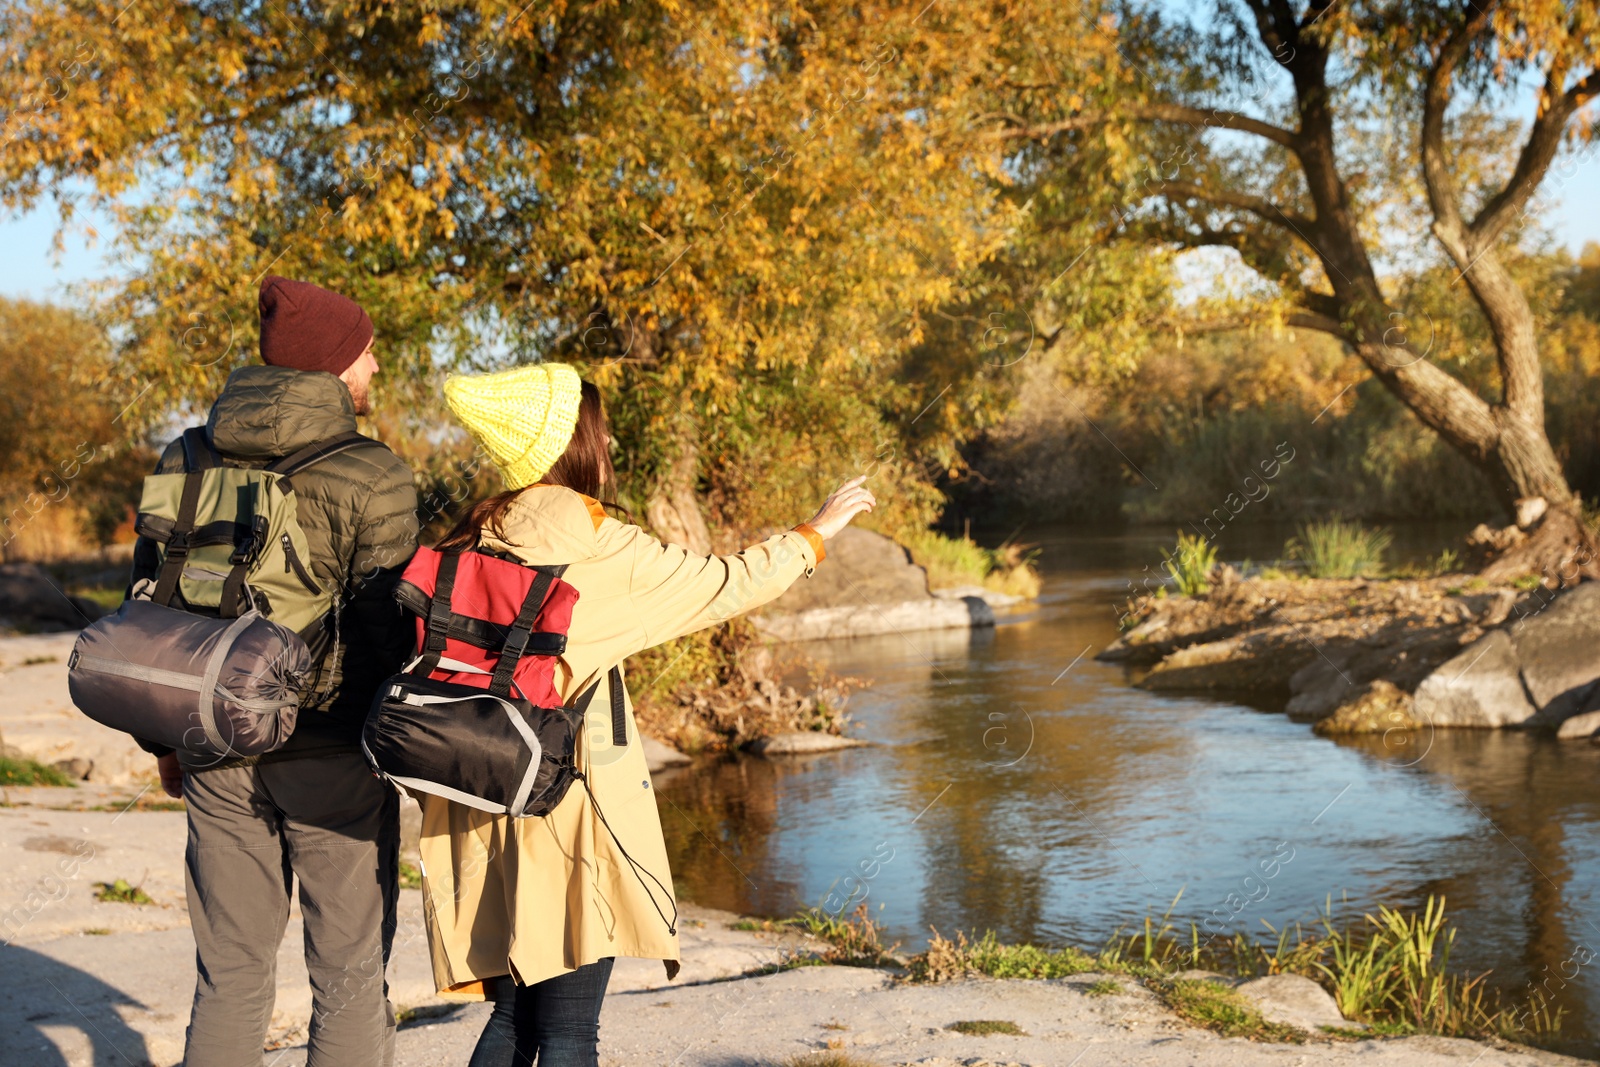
[130,366,419,764]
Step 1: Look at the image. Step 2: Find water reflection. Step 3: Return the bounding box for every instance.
[654,524,1600,1056]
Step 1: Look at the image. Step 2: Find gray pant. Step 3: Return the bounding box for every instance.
[181,751,399,1067]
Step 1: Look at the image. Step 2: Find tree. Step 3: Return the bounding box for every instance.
[986,0,1600,571]
[0,0,1130,538]
[0,297,149,558]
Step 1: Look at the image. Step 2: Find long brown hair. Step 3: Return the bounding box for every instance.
[437,380,621,552]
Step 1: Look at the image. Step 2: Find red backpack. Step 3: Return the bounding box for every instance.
[361,545,617,818]
[362,544,679,935]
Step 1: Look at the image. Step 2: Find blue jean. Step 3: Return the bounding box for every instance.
[467,959,614,1067]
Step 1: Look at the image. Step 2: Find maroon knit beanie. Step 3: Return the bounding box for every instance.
[258,275,374,375]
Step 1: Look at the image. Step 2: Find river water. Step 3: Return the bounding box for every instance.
[654,524,1600,1057]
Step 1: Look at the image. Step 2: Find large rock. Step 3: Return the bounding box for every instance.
[1413,630,1536,727]
[746,731,869,756]
[767,527,931,613]
[1313,680,1418,736]
[1414,583,1600,729]
[754,597,992,642]
[1233,974,1352,1032]
[641,733,691,772]
[0,562,106,631]
[1557,710,1600,740]
[1139,634,1312,695]
[754,528,996,640]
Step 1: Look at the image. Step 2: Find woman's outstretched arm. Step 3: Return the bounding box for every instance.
[619,476,876,652]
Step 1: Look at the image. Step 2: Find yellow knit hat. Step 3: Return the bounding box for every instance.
[443,363,585,490]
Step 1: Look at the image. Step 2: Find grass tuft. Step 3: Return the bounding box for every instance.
[785,903,901,967]
[395,1003,460,1027]
[0,755,75,788]
[899,528,1041,599]
[1286,518,1392,578]
[1085,978,1123,997]
[909,929,1099,981]
[93,878,152,905]
[781,1053,880,1067]
[86,796,184,812]
[1161,978,1306,1043]
[947,1019,1026,1036]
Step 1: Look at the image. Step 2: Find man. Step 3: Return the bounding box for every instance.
[131,276,419,1067]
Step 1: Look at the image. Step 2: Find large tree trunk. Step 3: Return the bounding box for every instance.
[645,431,712,555]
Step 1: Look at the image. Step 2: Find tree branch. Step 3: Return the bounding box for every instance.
[984,102,1298,150]
[1286,309,1345,336]
[1420,0,1494,261]
[1151,179,1314,232]
[1141,309,1345,338]
[1470,67,1590,244]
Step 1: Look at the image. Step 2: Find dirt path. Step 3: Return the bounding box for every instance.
[2,789,1587,1067]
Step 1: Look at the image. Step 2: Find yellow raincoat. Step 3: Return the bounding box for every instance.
[416,485,824,995]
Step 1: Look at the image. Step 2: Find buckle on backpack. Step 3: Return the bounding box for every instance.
[166,531,191,558]
[231,515,269,565]
[501,629,532,659]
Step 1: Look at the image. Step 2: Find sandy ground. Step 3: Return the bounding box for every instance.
[1,789,1589,1067]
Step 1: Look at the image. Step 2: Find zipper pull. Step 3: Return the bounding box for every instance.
[282,533,293,572]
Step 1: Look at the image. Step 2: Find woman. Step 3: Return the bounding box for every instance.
[419,362,875,1066]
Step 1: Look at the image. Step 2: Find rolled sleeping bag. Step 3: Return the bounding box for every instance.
[68,598,311,760]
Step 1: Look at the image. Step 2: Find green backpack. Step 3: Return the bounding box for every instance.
[134,427,369,641]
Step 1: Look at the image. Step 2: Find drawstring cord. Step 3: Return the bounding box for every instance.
[574,770,679,937]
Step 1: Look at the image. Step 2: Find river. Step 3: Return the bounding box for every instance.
[654,523,1600,1057]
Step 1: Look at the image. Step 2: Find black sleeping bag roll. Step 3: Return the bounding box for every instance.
[68,598,311,760]
[362,673,588,818]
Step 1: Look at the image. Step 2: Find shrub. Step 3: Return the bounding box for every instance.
[898,528,1042,599]
[1286,519,1392,578]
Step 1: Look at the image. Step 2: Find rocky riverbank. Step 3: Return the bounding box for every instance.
[1100,567,1600,738]
[0,782,1585,1067]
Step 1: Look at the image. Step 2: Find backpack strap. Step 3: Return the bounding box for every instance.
[267,431,372,485]
[608,665,626,747]
[568,666,628,751]
[409,551,461,678]
[179,426,222,471]
[488,565,568,699]
[150,429,221,608]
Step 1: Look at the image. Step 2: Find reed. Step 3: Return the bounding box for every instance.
[1159,532,1218,596]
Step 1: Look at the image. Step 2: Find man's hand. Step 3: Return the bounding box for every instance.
[157,753,184,799]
